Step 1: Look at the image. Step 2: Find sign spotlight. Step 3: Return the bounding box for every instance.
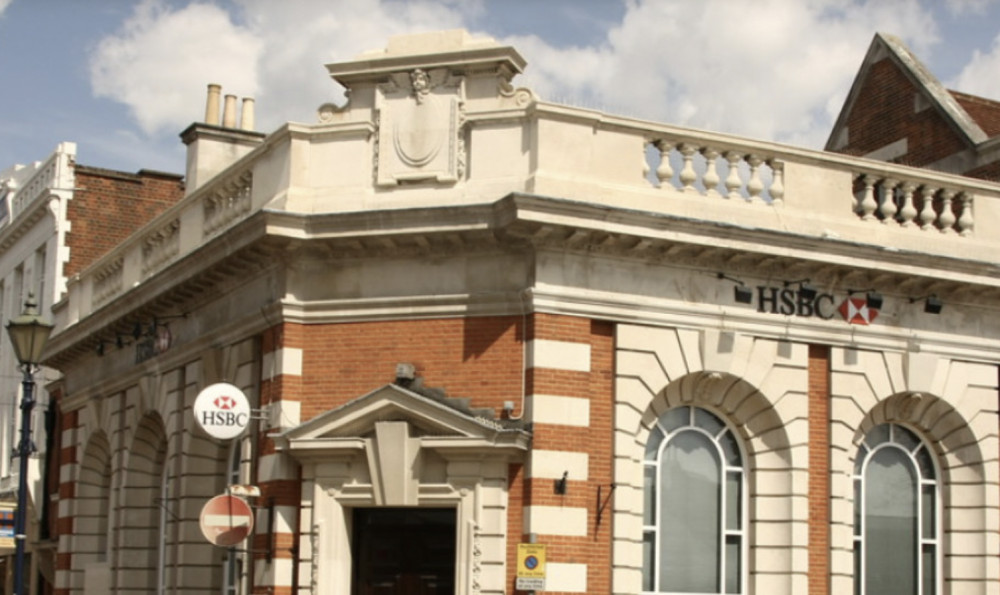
[717,273,753,304]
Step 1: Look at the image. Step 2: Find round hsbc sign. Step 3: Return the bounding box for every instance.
[193,383,251,440]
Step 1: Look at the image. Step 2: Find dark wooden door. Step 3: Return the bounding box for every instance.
[353,508,456,595]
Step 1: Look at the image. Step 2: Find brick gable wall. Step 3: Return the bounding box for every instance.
[66,167,184,278]
[837,59,968,167]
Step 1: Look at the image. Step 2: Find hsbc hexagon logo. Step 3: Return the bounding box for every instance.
[193,383,251,440]
[838,297,879,325]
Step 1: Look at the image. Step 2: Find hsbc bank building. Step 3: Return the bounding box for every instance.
[39,30,1000,595]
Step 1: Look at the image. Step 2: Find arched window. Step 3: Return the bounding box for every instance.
[853,423,939,595]
[122,415,167,593]
[642,406,745,594]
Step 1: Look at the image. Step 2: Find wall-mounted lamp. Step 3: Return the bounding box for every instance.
[784,278,816,301]
[96,340,106,356]
[848,289,883,310]
[717,273,753,304]
[554,471,568,495]
[132,314,188,340]
[909,295,943,314]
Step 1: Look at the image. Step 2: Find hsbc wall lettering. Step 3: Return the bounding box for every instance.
[755,287,836,319]
[733,285,880,325]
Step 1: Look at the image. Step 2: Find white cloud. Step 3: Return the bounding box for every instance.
[507,0,940,148]
[952,32,1000,99]
[231,0,480,131]
[90,0,481,136]
[89,0,944,150]
[943,0,997,15]
[90,0,262,135]
[0,0,11,18]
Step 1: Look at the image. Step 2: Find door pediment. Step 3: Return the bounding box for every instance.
[277,383,530,461]
[277,383,530,506]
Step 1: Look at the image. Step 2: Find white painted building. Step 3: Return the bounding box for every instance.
[0,142,79,593]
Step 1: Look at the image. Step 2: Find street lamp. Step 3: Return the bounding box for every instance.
[5,294,53,595]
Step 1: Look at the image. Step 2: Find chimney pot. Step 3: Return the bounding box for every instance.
[240,98,255,131]
[222,94,237,128]
[205,84,221,125]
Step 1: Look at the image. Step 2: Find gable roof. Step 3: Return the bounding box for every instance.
[826,32,990,151]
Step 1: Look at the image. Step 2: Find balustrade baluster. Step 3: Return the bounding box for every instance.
[746,155,764,203]
[768,161,784,206]
[702,148,720,197]
[938,189,956,233]
[919,187,937,230]
[858,175,878,220]
[879,178,898,222]
[643,142,651,182]
[724,152,743,200]
[655,141,674,189]
[957,193,974,236]
[679,144,698,192]
[898,183,917,226]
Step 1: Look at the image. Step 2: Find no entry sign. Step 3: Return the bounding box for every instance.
[199,494,254,547]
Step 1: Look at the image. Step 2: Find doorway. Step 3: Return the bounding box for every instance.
[352,507,456,595]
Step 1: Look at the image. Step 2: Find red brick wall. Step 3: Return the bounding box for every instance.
[257,316,526,594]
[510,314,614,594]
[263,314,614,594]
[966,161,1000,181]
[288,316,525,418]
[52,404,76,595]
[808,345,830,595]
[837,59,968,167]
[66,167,184,278]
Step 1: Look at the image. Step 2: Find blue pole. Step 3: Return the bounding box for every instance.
[13,366,34,595]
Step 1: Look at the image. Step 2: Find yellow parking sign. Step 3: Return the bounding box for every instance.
[516,543,546,590]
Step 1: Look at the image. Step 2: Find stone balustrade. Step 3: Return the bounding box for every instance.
[54,102,1000,329]
[646,141,785,204]
[6,143,75,221]
[642,138,983,233]
[853,173,973,235]
[641,132,980,234]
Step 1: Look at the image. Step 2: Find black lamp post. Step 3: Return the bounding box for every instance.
[5,294,53,595]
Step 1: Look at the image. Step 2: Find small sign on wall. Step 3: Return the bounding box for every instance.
[516,543,546,591]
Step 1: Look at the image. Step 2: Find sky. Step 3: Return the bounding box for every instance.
[2,0,1000,176]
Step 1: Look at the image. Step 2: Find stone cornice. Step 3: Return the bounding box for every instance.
[44,191,1000,379]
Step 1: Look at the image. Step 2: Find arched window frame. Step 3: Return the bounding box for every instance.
[853,423,941,595]
[642,406,747,594]
[157,461,169,595]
